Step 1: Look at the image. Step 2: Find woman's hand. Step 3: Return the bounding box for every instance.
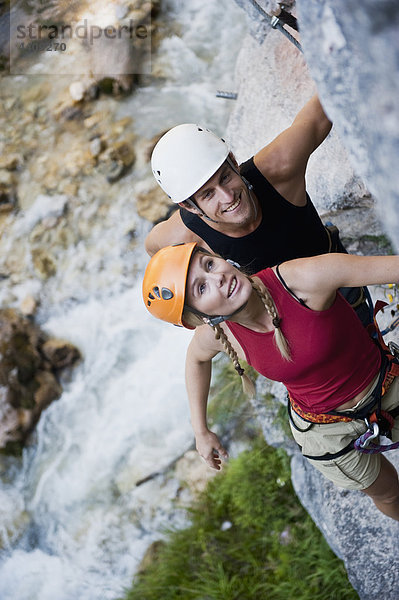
[195,430,229,470]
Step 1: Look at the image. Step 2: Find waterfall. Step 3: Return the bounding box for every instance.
[0,1,248,598]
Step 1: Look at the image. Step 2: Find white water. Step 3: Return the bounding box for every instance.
[0,1,247,599]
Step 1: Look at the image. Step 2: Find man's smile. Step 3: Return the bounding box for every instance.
[223,196,241,213]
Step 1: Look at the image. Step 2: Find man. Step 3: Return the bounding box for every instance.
[145,95,371,324]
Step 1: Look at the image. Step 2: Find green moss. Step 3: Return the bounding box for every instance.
[0,440,23,457]
[360,234,393,251]
[121,438,358,600]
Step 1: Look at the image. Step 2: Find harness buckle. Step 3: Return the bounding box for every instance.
[388,341,399,359]
[360,421,380,449]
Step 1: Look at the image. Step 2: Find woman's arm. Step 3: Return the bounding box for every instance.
[279,253,399,311]
[185,326,229,470]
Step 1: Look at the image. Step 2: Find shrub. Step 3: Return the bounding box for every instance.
[122,438,358,600]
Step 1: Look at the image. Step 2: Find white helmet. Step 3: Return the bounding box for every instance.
[151,124,230,203]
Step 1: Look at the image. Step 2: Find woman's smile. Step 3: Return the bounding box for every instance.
[228,275,238,297]
[186,252,251,316]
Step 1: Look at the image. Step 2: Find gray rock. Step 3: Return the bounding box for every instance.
[297,0,399,252]
[291,452,399,600]
[230,2,399,598]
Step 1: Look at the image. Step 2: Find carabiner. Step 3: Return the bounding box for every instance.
[388,340,399,359]
[360,422,380,448]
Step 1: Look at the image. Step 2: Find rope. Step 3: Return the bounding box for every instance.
[381,315,399,336]
[246,0,302,52]
[354,433,399,455]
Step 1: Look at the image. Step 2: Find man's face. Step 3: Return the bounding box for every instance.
[190,161,256,228]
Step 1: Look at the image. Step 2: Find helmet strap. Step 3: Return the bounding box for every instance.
[185,197,220,224]
[186,301,248,327]
[225,157,259,222]
[185,157,257,224]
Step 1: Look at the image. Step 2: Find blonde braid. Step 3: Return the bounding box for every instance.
[211,322,256,398]
[182,308,255,397]
[250,278,291,361]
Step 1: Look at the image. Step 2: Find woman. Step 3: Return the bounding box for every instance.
[142,242,399,520]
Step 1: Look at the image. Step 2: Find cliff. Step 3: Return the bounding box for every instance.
[229,2,399,598]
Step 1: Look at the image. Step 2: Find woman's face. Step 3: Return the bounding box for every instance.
[185,251,252,318]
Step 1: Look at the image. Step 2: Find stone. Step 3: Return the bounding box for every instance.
[136,184,174,223]
[34,370,62,409]
[20,295,38,317]
[115,4,129,20]
[31,248,57,279]
[69,81,85,102]
[174,450,217,496]
[0,153,23,171]
[0,309,81,452]
[136,540,166,575]
[89,136,103,157]
[84,112,106,130]
[99,140,136,182]
[41,339,81,370]
[109,140,136,168]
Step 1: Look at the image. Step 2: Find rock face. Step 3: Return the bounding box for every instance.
[296,0,399,252]
[0,309,81,453]
[231,2,399,598]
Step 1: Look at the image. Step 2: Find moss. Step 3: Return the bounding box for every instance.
[359,234,394,252]
[0,440,23,457]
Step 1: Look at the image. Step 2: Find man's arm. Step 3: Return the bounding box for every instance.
[145,209,211,256]
[253,94,332,206]
[145,210,196,256]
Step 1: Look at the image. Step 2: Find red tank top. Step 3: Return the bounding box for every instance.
[226,269,381,414]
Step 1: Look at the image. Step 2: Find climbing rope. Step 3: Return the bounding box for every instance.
[246,0,302,52]
[354,425,399,454]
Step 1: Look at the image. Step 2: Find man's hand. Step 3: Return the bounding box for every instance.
[196,429,229,470]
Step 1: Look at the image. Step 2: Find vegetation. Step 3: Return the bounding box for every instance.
[121,357,358,600]
[122,443,357,599]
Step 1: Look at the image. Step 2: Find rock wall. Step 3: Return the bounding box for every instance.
[230,2,399,599]
[226,8,373,217]
[297,0,399,252]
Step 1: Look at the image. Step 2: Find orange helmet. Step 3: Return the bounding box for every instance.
[142,242,197,328]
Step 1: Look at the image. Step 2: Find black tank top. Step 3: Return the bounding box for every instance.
[179,157,330,274]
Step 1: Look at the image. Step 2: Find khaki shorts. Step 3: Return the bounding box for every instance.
[289,375,399,490]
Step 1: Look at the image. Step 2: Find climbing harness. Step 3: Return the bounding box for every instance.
[353,332,399,454]
[288,300,399,460]
[247,0,302,52]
